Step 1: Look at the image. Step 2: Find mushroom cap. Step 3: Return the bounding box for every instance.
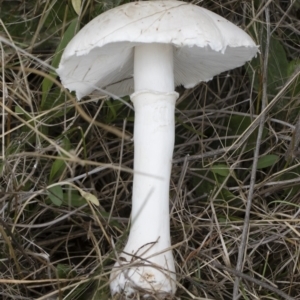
[57,0,258,99]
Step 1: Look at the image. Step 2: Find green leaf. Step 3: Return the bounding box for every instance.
[105,100,117,122]
[49,159,65,183]
[256,154,279,169]
[211,164,230,177]
[193,163,235,202]
[48,185,63,206]
[41,18,79,108]
[49,137,71,182]
[287,59,300,98]
[295,0,300,10]
[62,192,86,207]
[226,115,268,150]
[247,25,289,96]
[41,87,66,112]
[15,105,32,121]
[56,263,73,278]
[105,99,128,123]
[280,165,300,197]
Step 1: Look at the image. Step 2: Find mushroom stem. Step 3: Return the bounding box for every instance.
[130,91,177,251]
[134,43,175,93]
[110,43,178,297]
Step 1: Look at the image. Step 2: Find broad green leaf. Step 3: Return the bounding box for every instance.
[42,18,79,108]
[105,99,129,123]
[287,60,300,97]
[15,105,32,121]
[48,185,63,206]
[41,87,67,113]
[63,192,86,207]
[193,163,235,202]
[56,263,73,278]
[49,159,65,183]
[105,100,117,123]
[247,25,289,96]
[226,115,268,150]
[43,2,72,29]
[219,189,236,202]
[256,154,279,169]
[211,164,230,177]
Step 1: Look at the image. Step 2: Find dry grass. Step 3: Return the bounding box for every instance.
[0,0,300,299]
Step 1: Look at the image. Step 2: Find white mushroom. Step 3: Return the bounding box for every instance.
[57,1,258,298]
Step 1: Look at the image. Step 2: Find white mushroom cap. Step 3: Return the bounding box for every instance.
[57,0,258,99]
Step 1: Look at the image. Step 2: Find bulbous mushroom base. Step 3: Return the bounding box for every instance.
[110,251,176,299]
